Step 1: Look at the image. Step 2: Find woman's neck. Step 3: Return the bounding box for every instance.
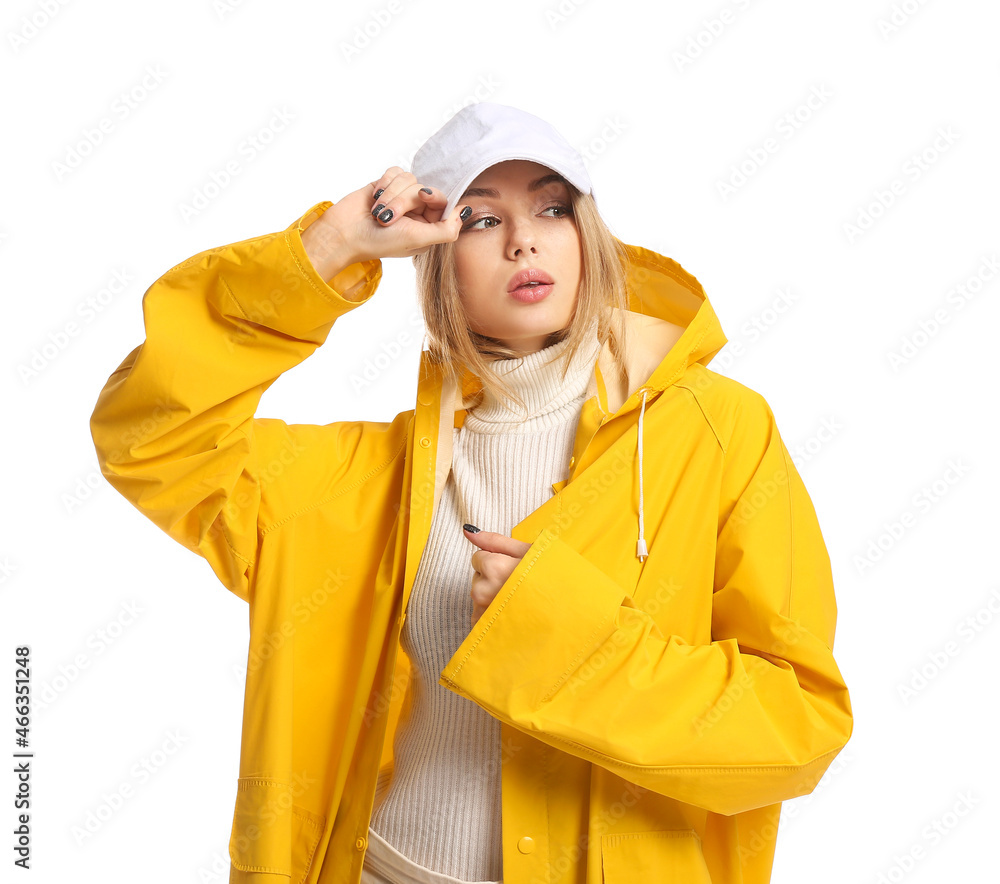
[462,320,601,435]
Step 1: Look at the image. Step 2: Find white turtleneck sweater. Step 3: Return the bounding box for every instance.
[365,323,602,883]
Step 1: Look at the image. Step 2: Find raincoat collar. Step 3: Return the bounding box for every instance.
[408,238,728,587]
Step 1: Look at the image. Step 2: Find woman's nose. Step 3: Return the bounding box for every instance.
[506,219,538,257]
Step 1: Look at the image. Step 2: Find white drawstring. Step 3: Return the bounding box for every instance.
[636,389,648,561]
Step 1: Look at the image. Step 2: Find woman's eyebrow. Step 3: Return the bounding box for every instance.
[460,173,568,200]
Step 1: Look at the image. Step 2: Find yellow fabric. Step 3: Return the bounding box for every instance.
[89,200,852,884]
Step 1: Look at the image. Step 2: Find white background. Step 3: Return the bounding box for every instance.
[2,0,998,881]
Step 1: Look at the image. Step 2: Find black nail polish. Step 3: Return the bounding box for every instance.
[460,206,471,221]
[420,187,433,194]
[372,203,385,217]
[373,188,384,200]
[378,208,393,223]
[463,523,480,534]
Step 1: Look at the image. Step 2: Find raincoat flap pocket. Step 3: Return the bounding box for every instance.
[229,776,325,882]
[601,829,712,883]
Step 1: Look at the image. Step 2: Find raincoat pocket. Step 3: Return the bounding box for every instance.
[601,829,712,883]
[228,776,326,883]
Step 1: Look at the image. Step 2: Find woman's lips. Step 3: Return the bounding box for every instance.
[509,282,553,302]
[507,268,554,291]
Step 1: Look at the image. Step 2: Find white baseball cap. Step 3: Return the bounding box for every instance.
[409,102,595,220]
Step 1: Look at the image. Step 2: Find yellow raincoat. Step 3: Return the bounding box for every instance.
[89,200,853,884]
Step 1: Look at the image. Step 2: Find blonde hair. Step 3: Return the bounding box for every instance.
[412,184,632,417]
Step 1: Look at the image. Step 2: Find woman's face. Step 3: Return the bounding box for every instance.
[452,159,582,356]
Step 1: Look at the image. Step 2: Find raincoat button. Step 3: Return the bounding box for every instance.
[568,456,575,467]
[419,436,431,448]
[517,836,535,854]
[355,837,367,850]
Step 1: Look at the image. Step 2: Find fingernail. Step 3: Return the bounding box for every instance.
[378,208,393,223]
[420,187,433,195]
[373,188,384,200]
[459,206,472,221]
[371,203,385,217]
[463,523,480,534]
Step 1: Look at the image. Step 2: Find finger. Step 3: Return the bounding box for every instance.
[372,166,423,226]
[470,574,491,613]
[465,529,532,558]
[393,182,443,224]
[370,168,415,224]
[470,572,499,611]
[470,549,491,577]
[412,184,449,224]
[370,166,407,200]
[367,168,403,208]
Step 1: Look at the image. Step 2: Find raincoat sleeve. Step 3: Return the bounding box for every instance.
[89,201,381,604]
[438,389,853,817]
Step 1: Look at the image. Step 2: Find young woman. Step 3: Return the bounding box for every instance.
[90,102,852,884]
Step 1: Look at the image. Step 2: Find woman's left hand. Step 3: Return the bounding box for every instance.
[464,527,532,626]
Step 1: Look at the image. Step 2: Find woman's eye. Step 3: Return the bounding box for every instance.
[544,204,571,217]
[465,215,499,230]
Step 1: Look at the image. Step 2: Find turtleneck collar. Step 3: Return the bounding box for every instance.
[462,317,602,435]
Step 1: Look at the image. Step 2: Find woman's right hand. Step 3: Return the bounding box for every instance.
[300,167,469,278]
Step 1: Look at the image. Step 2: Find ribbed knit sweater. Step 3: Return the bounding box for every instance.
[365,322,602,883]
